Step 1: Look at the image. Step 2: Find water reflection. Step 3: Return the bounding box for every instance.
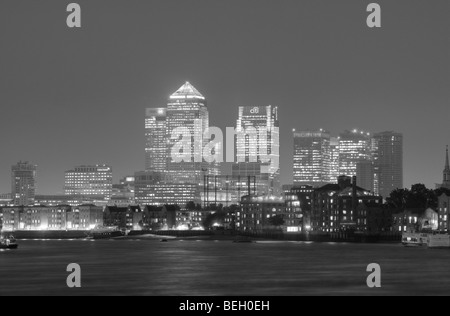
[1,240,449,296]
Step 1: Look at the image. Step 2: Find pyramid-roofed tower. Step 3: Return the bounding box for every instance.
[169,81,205,100]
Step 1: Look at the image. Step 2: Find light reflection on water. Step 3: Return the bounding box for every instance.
[0,240,449,296]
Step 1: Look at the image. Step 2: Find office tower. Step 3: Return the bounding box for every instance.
[356,160,374,192]
[145,108,167,172]
[437,146,450,190]
[134,171,198,206]
[293,130,330,187]
[329,137,340,183]
[234,105,280,195]
[64,165,113,200]
[166,82,210,184]
[372,131,404,197]
[11,161,37,206]
[338,130,372,178]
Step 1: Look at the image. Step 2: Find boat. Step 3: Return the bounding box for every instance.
[401,232,429,247]
[402,232,450,248]
[0,235,19,250]
[87,226,126,240]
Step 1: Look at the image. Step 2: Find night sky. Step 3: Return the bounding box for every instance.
[0,0,448,194]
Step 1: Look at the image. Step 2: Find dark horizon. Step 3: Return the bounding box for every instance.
[0,0,449,194]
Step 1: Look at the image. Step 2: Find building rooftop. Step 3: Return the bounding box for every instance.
[169,82,205,100]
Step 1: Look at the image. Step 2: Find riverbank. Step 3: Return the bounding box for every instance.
[7,230,402,244]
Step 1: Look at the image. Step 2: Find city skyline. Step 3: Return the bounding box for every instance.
[0,1,448,194]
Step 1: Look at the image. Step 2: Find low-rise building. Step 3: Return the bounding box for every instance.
[311,176,383,232]
[103,205,142,230]
[237,195,286,233]
[1,205,103,231]
[437,193,450,232]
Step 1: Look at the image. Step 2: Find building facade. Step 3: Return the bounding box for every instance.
[134,171,199,207]
[1,205,103,231]
[372,131,403,197]
[234,105,280,195]
[11,161,37,206]
[310,176,383,233]
[166,82,210,185]
[338,130,372,178]
[35,194,108,207]
[438,193,450,232]
[64,165,113,200]
[145,108,167,172]
[293,130,331,187]
[237,195,286,232]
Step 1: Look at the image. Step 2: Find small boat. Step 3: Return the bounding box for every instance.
[0,236,19,250]
[160,239,169,243]
[87,226,126,240]
[402,232,428,247]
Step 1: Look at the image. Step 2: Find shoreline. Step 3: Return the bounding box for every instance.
[7,230,402,244]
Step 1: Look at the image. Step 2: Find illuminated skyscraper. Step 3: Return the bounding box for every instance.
[11,161,37,206]
[145,108,167,172]
[293,130,330,187]
[338,130,372,178]
[166,82,210,184]
[64,165,113,200]
[234,105,280,195]
[372,131,404,197]
[329,137,340,183]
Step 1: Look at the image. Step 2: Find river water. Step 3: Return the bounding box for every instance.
[1,239,449,296]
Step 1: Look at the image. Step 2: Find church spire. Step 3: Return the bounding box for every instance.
[446,145,449,170]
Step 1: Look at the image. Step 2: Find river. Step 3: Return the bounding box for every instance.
[1,239,449,296]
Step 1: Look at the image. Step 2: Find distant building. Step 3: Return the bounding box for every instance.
[166,82,211,185]
[35,194,108,207]
[103,205,143,230]
[356,159,374,192]
[134,171,199,207]
[11,161,37,206]
[231,162,272,197]
[201,175,256,207]
[145,108,167,172]
[329,137,340,184]
[310,176,383,232]
[64,165,113,200]
[144,205,177,230]
[293,130,330,187]
[437,146,450,190]
[0,193,13,207]
[438,193,450,232]
[373,131,403,197]
[338,130,372,178]
[234,105,280,196]
[110,176,135,206]
[237,195,286,232]
[1,205,103,231]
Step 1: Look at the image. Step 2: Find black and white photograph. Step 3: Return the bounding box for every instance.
[0,0,449,300]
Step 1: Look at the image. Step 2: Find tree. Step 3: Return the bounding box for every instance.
[386,184,447,212]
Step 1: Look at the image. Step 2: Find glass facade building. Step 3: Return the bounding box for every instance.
[234,105,280,195]
[293,130,330,187]
[64,165,113,200]
[11,161,37,206]
[372,131,404,197]
[145,108,167,172]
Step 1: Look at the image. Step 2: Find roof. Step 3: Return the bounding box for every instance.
[169,82,205,100]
